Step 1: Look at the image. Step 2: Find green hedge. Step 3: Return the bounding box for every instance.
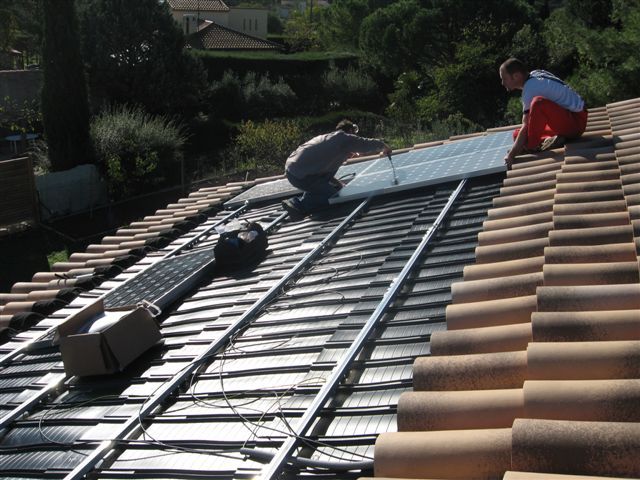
[192,50,359,113]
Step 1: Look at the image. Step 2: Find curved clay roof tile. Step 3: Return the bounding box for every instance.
[375,428,512,479]
[531,310,640,342]
[413,351,528,391]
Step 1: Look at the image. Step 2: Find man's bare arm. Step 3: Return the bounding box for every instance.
[505,113,529,168]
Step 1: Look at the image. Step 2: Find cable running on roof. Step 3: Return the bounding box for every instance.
[257,179,468,479]
[62,198,372,480]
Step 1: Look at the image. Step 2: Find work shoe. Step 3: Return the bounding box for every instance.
[540,135,566,151]
[281,199,306,222]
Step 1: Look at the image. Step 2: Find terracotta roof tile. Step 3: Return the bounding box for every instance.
[187,22,282,50]
[373,98,640,479]
[166,0,229,12]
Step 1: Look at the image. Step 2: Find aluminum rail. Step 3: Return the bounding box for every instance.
[0,204,249,369]
[164,202,249,257]
[257,179,467,480]
[0,374,67,430]
[63,198,371,480]
[264,211,289,233]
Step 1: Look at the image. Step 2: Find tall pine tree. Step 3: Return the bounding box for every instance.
[41,0,92,171]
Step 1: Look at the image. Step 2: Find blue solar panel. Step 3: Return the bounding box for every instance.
[224,160,374,207]
[331,131,512,203]
[225,131,513,207]
[224,178,298,208]
[104,248,216,310]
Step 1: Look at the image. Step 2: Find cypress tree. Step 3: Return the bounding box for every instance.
[41,0,92,171]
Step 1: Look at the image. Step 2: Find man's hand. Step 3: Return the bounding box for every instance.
[504,151,515,169]
[379,144,393,156]
[330,177,345,189]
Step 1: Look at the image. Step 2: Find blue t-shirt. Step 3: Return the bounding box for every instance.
[521,70,585,113]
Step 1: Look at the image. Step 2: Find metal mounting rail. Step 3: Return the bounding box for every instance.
[257,179,467,480]
[0,204,249,369]
[0,374,66,430]
[264,211,289,233]
[164,202,250,257]
[63,198,371,480]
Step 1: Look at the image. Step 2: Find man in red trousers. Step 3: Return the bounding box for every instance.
[499,57,588,168]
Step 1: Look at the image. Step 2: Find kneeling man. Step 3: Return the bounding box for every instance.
[499,57,588,168]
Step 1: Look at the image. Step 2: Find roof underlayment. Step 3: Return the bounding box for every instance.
[0,97,638,480]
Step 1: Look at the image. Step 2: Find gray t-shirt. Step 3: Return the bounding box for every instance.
[521,70,585,113]
[285,130,385,178]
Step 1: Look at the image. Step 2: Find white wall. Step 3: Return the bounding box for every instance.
[171,10,229,33]
[228,8,268,38]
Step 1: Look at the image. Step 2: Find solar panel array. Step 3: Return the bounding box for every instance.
[225,131,512,208]
[224,159,373,207]
[331,131,513,203]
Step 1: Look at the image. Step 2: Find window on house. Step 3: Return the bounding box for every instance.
[243,19,246,30]
[255,19,258,30]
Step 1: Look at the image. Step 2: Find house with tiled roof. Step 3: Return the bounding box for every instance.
[187,21,283,51]
[0,97,638,479]
[166,0,271,48]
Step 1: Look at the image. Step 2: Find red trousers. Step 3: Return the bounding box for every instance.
[513,96,588,150]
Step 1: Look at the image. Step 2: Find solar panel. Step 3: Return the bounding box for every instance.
[224,178,297,208]
[104,248,216,310]
[224,160,374,207]
[331,131,512,204]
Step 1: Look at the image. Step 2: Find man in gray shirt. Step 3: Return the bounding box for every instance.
[283,120,391,220]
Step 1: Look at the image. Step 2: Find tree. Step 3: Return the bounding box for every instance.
[566,0,614,29]
[360,0,536,78]
[318,0,370,50]
[359,0,434,77]
[284,10,320,51]
[361,0,536,126]
[0,0,17,53]
[41,0,92,171]
[0,0,43,67]
[544,0,640,107]
[77,0,206,118]
[267,12,284,35]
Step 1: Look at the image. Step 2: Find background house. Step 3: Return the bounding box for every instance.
[167,0,268,39]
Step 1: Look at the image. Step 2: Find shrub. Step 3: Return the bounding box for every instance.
[91,105,187,200]
[242,72,297,119]
[208,71,297,121]
[30,139,51,174]
[299,109,386,138]
[322,65,380,111]
[225,119,305,177]
[207,70,244,121]
[0,96,42,134]
[374,112,482,150]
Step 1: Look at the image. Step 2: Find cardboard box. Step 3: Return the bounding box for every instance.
[57,299,161,376]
